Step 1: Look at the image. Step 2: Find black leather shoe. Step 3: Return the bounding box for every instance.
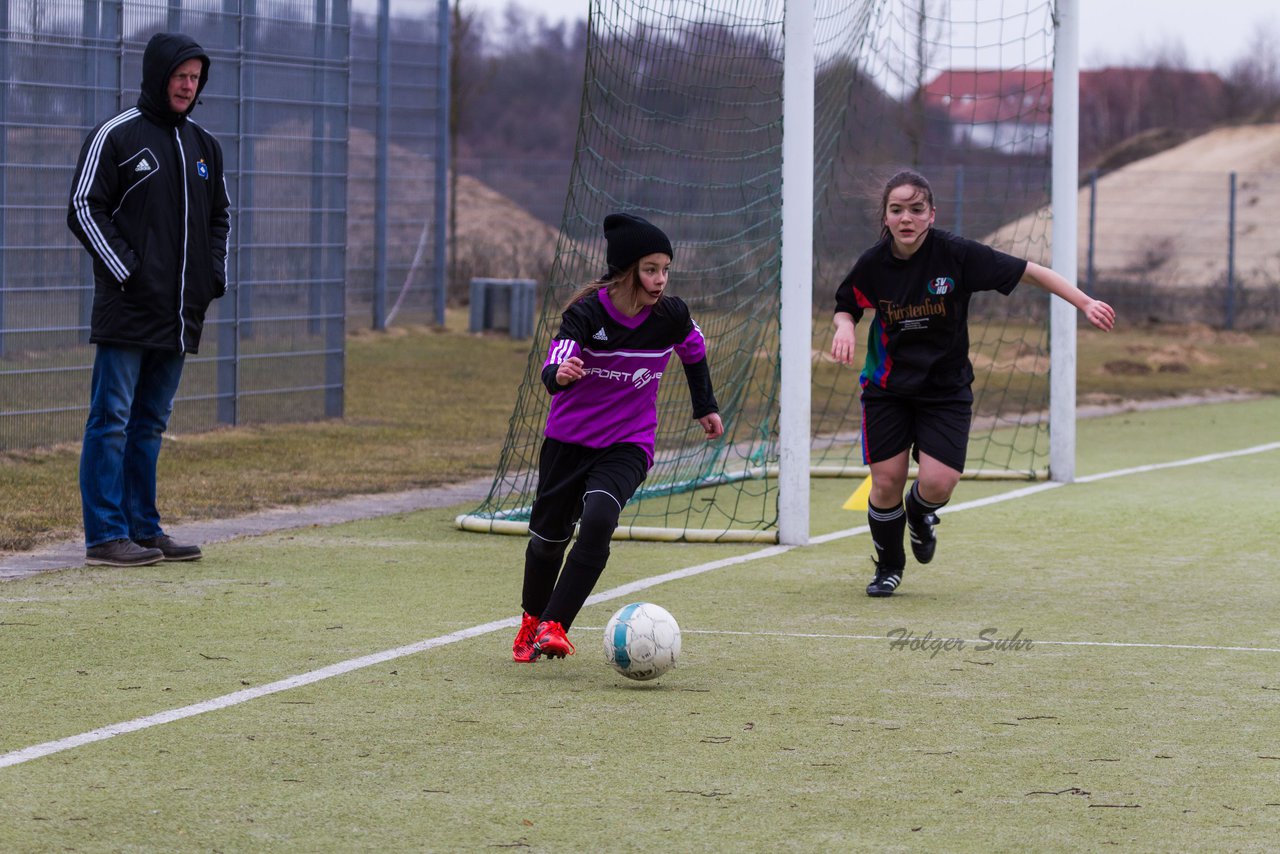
[86,538,164,567]
[134,535,203,562]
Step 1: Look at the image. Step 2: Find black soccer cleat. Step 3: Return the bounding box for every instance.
[907,511,939,564]
[866,563,904,598]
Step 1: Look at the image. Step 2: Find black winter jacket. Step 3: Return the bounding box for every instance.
[67,33,231,353]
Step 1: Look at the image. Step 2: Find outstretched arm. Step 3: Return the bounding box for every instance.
[1020,262,1116,331]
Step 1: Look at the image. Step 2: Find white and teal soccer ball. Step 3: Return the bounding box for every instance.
[604,602,681,681]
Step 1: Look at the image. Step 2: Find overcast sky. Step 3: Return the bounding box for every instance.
[462,0,1279,73]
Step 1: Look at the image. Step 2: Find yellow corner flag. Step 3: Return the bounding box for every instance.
[842,475,873,511]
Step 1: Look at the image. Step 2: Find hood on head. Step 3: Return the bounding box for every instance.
[137,32,210,125]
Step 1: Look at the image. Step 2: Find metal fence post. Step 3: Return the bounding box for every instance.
[309,0,328,338]
[433,0,450,326]
[239,0,257,345]
[1225,171,1237,330]
[372,0,390,331]
[0,0,8,360]
[324,0,349,418]
[217,0,246,426]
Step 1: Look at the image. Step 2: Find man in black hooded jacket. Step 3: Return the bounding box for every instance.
[68,32,231,567]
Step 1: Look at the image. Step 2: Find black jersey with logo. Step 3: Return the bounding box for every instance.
[833,229,1027,395]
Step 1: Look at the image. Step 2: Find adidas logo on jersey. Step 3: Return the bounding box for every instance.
[592,327,608,341]
[134,158,153,173]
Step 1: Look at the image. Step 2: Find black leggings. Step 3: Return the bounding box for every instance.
[521,439,648,628]
[524,490,620,627]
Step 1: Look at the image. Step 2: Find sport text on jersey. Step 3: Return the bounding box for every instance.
[582,366,663,389]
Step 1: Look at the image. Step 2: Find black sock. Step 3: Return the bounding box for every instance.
[541,543,608,631]
[521,535,568,618]
[905,481,946,523]
[867,500,906,568]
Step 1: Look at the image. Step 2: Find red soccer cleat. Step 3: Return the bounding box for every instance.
[532,620,576,659]
[513,612,542,662]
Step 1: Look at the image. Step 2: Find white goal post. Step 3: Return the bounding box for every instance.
[779,0,816,545]
[1050,0,1080,483]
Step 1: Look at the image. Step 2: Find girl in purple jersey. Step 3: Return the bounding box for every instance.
[831,170,1115,598]
[513,213,723,662]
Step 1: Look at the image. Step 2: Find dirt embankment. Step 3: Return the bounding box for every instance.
[986,124,1280,288]
[346,128,560,294]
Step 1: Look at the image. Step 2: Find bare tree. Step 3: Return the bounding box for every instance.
[1224,24,1280,120]
[1078,39,1231,167]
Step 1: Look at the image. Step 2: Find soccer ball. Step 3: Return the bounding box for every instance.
[603,602,681,681]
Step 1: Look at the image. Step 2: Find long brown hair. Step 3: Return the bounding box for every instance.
[564,262,662,315]
[878,169,934,242]
[565,267,628,311]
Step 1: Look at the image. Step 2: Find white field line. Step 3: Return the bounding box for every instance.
[0,618,511,770]
[3,441,1278,770]
[1073,441,1280,484]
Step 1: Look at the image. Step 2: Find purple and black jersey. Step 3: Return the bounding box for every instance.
[541,287,717,465]
[833,229,1026,396]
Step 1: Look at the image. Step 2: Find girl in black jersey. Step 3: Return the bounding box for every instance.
[832,170,1115,597]
[513,213,724,661]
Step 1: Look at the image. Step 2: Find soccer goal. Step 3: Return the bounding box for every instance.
[458,0,1078,544]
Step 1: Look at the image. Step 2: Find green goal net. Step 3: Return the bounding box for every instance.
[459,0,1060,542]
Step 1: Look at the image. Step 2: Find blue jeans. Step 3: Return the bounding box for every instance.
[80,345,186,547]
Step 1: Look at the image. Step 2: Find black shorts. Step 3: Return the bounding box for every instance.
[528,438,649,541]
[860,385,973,473]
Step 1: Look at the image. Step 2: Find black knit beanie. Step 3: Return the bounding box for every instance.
[603,213,673,275]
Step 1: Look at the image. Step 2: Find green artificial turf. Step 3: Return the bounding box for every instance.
[1,398,1277,851]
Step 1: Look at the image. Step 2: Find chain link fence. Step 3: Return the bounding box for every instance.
[1080,169,1280,329]
[0,0,448,452]
[979,165,1280,328]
